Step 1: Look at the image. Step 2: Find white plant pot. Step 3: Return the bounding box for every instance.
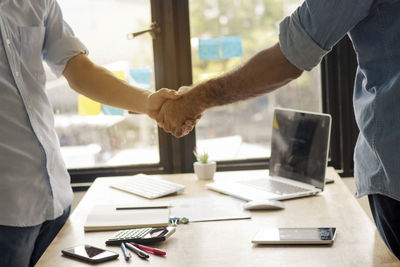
[193,161,216,180]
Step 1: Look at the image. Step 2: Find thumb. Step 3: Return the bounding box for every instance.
[178,85,192,94]
[157,88,181,100]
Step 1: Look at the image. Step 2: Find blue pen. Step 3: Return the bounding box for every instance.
[121,242,131,261]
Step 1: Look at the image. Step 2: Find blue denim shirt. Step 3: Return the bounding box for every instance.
[0,0,87,226]
[279,0,400,201]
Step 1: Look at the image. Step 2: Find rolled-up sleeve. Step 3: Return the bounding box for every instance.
[42,0,88,77]
[279,0,374,71]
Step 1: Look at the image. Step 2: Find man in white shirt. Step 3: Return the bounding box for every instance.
[0,1,191,266]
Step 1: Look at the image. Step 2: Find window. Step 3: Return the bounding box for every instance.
[46,0,159,169]
[189,0,322,161]
[49,0,353,183]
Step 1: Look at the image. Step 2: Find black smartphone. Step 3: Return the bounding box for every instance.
[62,244,119,264]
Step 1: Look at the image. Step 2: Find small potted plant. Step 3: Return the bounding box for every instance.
[193,148,216,180]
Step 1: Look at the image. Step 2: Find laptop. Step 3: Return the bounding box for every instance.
[206,107,332,201]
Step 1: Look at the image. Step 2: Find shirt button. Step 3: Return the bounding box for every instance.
[15,72,20,77]
[6,39,11,45]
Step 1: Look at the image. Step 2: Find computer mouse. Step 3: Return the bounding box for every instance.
[243,199,285,210]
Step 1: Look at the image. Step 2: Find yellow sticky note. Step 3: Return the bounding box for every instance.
[273,114,279,129]
[112,70,125,81]
[78,95,101,115]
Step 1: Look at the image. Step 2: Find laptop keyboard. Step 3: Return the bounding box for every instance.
[238,178,309,195]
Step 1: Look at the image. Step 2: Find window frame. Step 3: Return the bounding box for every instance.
[70,0,196,189]
[70,0,357,190]
[321,35,358,177]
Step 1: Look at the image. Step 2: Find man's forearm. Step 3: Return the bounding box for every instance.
[185,43,303,112]
[63,54,151,114]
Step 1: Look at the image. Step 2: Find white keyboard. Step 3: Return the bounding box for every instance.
[110,174,185,199]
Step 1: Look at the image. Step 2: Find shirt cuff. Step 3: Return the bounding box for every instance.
[279,10,329,71]
[44,36,89,77]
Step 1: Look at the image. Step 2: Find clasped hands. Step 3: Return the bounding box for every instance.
[146,86,202,138]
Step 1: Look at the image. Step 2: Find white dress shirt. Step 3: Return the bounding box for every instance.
[0,0,88,226]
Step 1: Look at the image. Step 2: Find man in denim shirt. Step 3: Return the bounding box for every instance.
[0,1,196,266]
[158,0,400,259]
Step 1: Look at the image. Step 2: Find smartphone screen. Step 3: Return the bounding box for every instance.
[252,227,336,244]
[62,245,119,263]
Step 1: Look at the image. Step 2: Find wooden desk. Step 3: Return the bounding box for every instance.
[37,168,399,267]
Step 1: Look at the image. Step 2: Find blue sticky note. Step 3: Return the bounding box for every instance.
[199,38,220,60]
[257,96,269,107]
[102,105,124,116]
[220,36,243,59]
[130,68,151,88]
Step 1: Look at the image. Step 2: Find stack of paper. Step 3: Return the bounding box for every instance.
[84,205,170,232]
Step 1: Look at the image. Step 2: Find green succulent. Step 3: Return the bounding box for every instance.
[193,148,209,163]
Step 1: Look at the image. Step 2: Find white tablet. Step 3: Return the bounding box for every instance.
[251,227,336,245]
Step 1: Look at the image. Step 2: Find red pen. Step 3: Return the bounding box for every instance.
[129,242,166,256]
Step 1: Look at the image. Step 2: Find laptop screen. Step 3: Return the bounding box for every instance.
[269,108,331,190]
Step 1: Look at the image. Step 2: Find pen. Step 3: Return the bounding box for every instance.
[130,242,166,256]
[125,242,150,259]
[120,242,131,261]
[116,206,169,210]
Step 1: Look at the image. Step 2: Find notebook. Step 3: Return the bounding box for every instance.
[169,196,251,222]
[84,204,170,232]
[206,107,332,201]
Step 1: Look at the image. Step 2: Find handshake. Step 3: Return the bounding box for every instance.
[145,86,204,138]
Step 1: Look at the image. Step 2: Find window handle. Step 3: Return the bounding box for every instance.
[126,22,160,40]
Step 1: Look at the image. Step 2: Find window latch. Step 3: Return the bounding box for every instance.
[126,22,160,40]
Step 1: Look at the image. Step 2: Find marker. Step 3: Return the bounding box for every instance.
[125,242,149,259]
[130,242,166,256]
[120,242,131,261]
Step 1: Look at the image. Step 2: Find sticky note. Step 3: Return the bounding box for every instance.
[102,105,124,116]
[257,97,268,107]
[220,36,243,59]
[78,95,101,115]
[273,115,279,129]
[130,68,151,88]
[112,70,126,81]
[199,38,220,60]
